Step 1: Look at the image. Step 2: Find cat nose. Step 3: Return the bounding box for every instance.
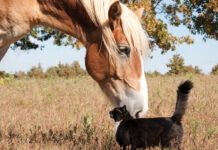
[109,111,114,118]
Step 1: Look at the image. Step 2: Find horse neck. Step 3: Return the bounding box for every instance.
[36,0,97,47]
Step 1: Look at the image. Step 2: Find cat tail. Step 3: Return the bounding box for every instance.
[171,80,193,124]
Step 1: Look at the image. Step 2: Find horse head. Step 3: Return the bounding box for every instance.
[84,1,149,118]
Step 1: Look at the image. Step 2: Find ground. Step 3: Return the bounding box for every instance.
[0,75,217,149]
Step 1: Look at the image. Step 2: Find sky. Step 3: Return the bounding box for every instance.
[0,25,217,75]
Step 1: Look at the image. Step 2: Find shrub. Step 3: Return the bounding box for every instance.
[166,54,202,75]
[184,65,202,74]
[145,71,162,77]
[0,71,7,78]
[71,61,86,76]
[211,64,218,75]
[45,61,87,78]
[57,63,75,78]
[45,66,59,78]
[166,54,186,75]
[14,71,27,79]
[27,64,45,78]
[1,61,87,79]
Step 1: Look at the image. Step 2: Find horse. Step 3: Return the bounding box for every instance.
[0,0,149,118]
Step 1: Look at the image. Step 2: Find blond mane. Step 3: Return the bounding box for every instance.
[80,0,149,58]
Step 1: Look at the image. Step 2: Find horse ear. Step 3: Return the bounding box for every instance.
[108,1,122,29]
[134,8,144,20]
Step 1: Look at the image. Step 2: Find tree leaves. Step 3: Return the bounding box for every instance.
[166,54,202,75]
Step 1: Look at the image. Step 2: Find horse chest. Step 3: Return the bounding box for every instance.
[0,20,28,60]
[0,23,28,48]
[0,28,6,47]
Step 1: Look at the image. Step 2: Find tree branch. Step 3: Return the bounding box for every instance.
[154,0,163,9]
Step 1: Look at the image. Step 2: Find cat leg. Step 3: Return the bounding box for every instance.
[130,145,136,150]
[169,138,181,150]
[122,145,126,150]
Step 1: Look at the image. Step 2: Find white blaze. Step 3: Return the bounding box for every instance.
[119,57,148,118]
[137,57,148,117]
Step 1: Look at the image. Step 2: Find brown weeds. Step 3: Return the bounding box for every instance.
[0,75,217,149]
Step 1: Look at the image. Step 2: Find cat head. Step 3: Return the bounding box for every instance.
[109,105,132,122]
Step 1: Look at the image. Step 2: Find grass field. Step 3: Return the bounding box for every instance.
[0,75,217,150]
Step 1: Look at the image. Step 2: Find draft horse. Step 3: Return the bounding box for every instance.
[0,0,149,118]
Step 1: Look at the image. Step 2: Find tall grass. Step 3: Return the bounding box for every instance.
[0,75,217,149]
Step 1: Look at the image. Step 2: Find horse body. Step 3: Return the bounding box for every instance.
[0,0,149,118]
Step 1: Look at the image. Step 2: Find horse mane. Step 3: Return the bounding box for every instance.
[80,0,149,58]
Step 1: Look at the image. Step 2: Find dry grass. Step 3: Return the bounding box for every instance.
[0,75,217,150]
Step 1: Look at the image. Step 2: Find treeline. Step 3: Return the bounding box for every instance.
[0,61,87,79]
[145,54,218,77]
[0,55,217,79]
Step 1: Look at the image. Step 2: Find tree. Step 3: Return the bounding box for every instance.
[193,66,202,74]
[14,71,26,78]
[46,66,59,77]
[27,63,45,78]
[0,71,9,78]
[145,70,162,77]
[166,54,186,75]
[45,61,86,78]
[71,61,87,75]
[12,0,217,54]
[184,65,202,74]
[167,54,202,75]
[211,64,218,75]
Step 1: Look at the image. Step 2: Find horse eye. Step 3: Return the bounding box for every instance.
[118,44,130,56]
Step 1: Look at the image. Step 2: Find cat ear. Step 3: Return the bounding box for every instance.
[121,105,126,111]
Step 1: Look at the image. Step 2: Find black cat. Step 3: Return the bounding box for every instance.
[109,80,193,150]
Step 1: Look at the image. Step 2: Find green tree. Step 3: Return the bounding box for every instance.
[166,54,203,75]
[12,0,217,54]
[211,64,218,75]
[166,54,186,75]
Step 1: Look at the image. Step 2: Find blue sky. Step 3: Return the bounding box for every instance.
[0,25,217,74]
